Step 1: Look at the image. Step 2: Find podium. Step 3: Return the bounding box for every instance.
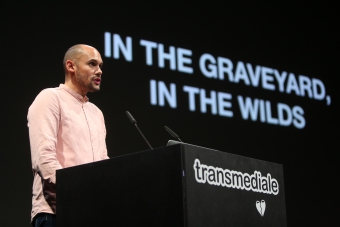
[56,143,287,226]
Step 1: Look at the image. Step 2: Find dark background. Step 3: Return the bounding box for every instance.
[1,2,339,226]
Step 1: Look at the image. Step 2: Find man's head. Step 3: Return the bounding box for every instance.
[63,44,103,97]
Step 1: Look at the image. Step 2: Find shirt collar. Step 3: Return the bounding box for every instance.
[59,84,89,103]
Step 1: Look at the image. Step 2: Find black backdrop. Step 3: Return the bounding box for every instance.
[1,2,339,226]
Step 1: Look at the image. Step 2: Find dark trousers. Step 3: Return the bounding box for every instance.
[32,213,56,227]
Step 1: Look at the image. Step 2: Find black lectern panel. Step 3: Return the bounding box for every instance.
[57,144,286,226]
[182,144,287,227]
[56,145,184,226]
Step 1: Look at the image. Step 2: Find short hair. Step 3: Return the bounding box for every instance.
[63,44,86,73]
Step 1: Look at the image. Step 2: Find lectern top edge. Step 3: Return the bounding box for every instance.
[167,140,283,166]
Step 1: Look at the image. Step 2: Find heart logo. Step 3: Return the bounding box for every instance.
[256,200,266,216]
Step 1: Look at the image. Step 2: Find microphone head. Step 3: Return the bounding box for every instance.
[126,111,137,124]
[164,126,179,139]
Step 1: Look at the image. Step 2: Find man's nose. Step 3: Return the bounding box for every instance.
[96,67,102,76]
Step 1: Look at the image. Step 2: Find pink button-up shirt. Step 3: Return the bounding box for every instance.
[28,84,109,222]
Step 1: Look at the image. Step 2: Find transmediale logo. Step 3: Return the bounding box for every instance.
[193,159,279,195]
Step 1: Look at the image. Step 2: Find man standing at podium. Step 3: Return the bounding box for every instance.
[27,44,109,227]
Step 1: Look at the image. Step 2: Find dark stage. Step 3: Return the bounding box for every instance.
[1,2,339,226]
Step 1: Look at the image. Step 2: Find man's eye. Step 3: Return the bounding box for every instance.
[89,62,95,66]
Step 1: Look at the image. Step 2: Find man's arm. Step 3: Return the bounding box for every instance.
[28,89,63,183]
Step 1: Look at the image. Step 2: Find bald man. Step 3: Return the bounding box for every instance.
[28,44,109,227]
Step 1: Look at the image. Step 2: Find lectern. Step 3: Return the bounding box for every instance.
[56,143,287,226]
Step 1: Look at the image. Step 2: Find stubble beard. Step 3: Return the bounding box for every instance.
[76,71,100,93]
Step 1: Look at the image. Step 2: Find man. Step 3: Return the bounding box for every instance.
[28,44,109,227]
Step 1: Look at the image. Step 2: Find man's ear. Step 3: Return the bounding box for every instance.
[65,60,76,73]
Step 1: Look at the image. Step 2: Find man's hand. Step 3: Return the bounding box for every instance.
[42,180,57,214]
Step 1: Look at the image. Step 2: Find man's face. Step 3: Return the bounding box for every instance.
[74,47,103,94]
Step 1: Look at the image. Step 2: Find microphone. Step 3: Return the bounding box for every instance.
[126,111,153,150]
[164,126,183,142]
